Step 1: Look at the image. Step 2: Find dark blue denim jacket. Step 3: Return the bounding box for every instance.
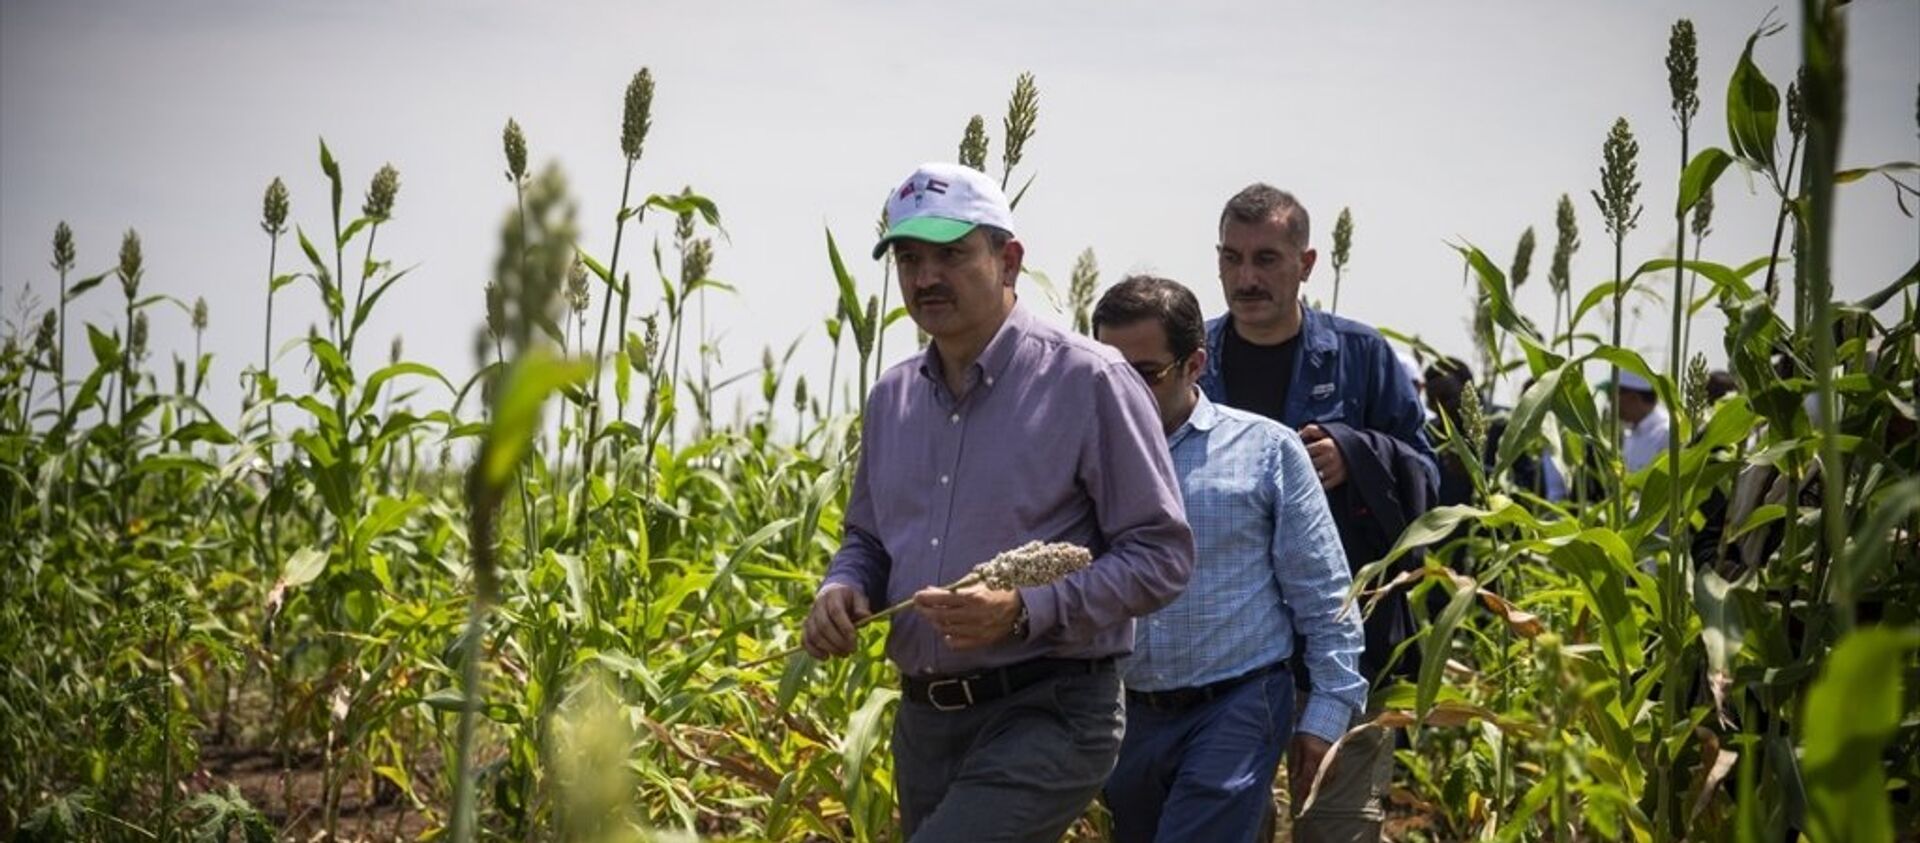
[1197,306,1438,492]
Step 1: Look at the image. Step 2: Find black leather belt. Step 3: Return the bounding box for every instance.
[903,657,1114,712]
[1125,660,1289,713]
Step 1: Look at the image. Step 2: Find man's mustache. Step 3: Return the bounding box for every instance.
[914,288,956,305]
[1231,288,1272,301]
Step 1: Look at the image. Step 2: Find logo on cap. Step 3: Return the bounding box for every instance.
[897,178,950,205]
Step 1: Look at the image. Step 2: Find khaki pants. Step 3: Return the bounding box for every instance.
[1291,716,1393,843]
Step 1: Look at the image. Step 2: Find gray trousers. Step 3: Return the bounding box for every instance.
[892,668,1125,842]
[1291,716,1393,843]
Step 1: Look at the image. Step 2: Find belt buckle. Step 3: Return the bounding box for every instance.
[926,677,975,711]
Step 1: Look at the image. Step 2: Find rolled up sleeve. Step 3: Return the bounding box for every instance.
[1025,363,1194,644]
[1270,427,1368,743]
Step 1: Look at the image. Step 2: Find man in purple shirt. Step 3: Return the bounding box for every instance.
[801,162,1195,842]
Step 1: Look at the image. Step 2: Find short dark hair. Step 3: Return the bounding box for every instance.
[1706,370,1736,402]
[979,225,1014,251]
[1220,183,1311,247]
[1092,274,1205,360]
[1424,356,1474,386]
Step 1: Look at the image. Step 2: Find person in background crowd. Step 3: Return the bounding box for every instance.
[1199,182,1437,842]
[1092,275,1366,843]
[1610,370,1669,474]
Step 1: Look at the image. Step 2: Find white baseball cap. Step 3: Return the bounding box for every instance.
[1605,370,1655,393]
[872,162,1017,259]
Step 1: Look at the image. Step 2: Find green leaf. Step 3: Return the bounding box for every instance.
[356,360,450,418]
[483,350,590,488]
[1551,535,1644,674]
[280,546,328,590]
[839,687,900,796]
[1831,478,1920,609]
[1678,147,1735,216]
[1453,243,1540,342]
[1023,264,1065,314]
[86,325,119,367]
[350,266,416,335]
[351,494,424,563]
[1833,159,1919,184]
[825,227,867,341]
[64,271,110,302]
[1416,573,1478,722]
[1725,21,1784,169]
[1801,627,1920,843]
[1853,258,1918,312]
[1494,363,1565,477]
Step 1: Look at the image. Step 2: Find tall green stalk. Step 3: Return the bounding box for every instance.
[1592,117,1642,528]
[1800,0,1848,629]
[1659,21,1700,839]
[577,69,653,532]
[51,222,75,418]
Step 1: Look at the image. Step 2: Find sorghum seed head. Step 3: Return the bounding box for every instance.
[567,257,591,314]
[1667,20,1700,125]
[485,281,506,338]
[1550,194,1579,295]
[390,335,403,364]
[363,164,400,221]
[621,68,655,161]
[129,312,149,359]
[1331,208,1354,272]
[52,221,76,272]
[262,177,290,235]
[959,115,989,172]
[1459,379,1488,458]
[681,238,713,285]
[1001,72,1039,176]
[972,541,1092,590]
[118,229,143,298]
[192,297,208,332]
[1787,73,1807,139]
[1593,118,1642,241]
[1691,186,1714,239]
[503,118,528,182]
[1510,227,1536,290]
[1685,352,1711,424]
[35,310,57,354]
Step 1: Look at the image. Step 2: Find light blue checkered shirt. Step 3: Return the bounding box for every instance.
[1120,392,1368,743]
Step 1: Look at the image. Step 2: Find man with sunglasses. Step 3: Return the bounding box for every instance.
[802,163,1195,842]
[1204,184,1437,841]
[1093,275,1365,843]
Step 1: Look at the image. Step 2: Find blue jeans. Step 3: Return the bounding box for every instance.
[1105,665,1295,843]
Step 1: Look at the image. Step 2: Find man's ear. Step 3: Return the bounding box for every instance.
[1185,347,1209,380]
[1299,247,1319,281]
[1000,239,1026,287]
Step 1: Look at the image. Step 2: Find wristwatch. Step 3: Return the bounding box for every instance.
[1011,600,1030,641]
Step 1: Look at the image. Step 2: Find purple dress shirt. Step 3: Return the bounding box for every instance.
[822,303,1195,678]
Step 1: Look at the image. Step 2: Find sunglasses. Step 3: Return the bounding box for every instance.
[1130,357,1187,386]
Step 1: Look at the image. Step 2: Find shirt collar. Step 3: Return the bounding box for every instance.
[1170,388,1219,444]
[917,300,1031,393]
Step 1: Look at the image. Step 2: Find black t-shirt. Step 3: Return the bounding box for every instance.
[1220,320,1299,424]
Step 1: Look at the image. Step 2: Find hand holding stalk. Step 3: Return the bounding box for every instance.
[745,541,1092,669]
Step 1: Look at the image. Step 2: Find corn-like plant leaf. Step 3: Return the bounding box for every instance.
[63,271,111,302]
[839,686,899,797]
[825,227,868,343]
[483,350,590,488]
[1831,477,1920,610]
[1678,147,1735,216]
[1414,573,1478,722]
[1801,626,1920,843]
[1725,21,1783,168]
[86,324,119,367]
[356,361,449,418]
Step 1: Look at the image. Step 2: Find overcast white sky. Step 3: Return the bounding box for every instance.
[4,0,1916,423]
